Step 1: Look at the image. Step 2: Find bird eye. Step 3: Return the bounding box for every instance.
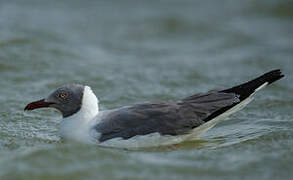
[58,92,67,99]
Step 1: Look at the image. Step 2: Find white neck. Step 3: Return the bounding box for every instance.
[77,86,99,119]
[60,86,99,143]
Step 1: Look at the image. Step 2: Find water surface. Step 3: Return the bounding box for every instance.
[0,0,292,179]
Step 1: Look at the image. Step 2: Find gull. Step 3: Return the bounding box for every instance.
[24,69,284,148]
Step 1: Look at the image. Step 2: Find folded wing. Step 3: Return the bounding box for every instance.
[94,91,239,142]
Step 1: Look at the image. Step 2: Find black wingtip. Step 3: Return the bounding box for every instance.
[264,69,284,84]
[221,69,284,100]
[203,69,284,123]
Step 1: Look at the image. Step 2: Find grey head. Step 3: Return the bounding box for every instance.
[25,84,85,118]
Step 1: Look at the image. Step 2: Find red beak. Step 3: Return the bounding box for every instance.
[24,99,54,111]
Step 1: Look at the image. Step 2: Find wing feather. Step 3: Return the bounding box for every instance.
[95,91,239,142]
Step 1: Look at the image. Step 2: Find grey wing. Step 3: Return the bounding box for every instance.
[95,102,196,142]
[95,91,239,142]
[180,90,240,120]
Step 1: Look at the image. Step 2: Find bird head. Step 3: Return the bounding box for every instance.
[24,84,85,118]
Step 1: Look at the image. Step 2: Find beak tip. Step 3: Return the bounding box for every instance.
[24,106,30,111]
[24,104,33,111]
[24,99,51,112]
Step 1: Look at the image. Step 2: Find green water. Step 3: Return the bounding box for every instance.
[0,0,293,179]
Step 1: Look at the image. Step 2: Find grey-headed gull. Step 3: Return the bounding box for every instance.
[24,69,284,148]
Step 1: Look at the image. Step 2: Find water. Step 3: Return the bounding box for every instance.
[0,0,292,179]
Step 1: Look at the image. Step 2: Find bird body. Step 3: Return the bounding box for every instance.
[24,70,284,148]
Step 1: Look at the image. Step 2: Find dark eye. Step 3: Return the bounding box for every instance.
[58,92,67,99]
